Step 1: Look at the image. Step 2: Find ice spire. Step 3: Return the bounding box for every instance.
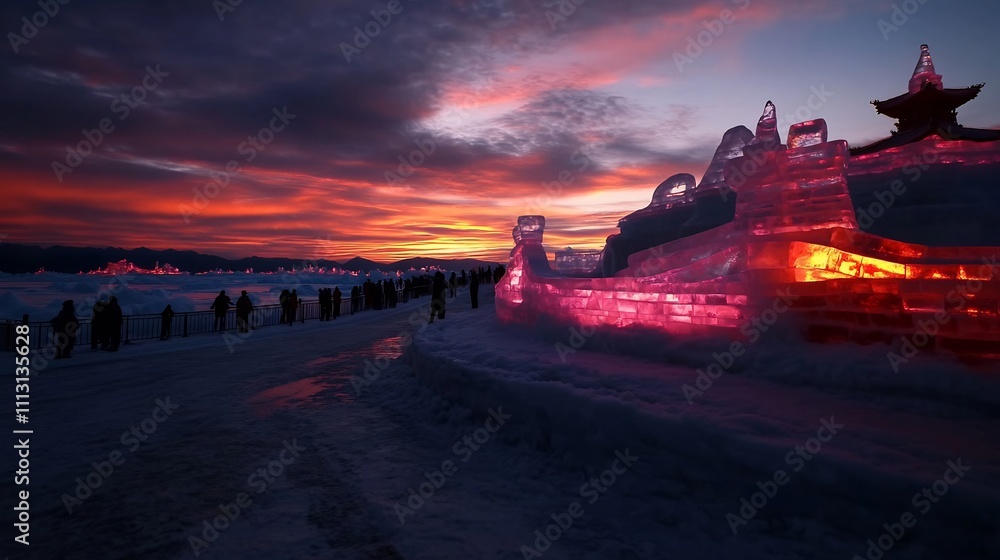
[908,43,943,93]
[696,125,755,191]
[747,100,782,152]
[649,173,695,206]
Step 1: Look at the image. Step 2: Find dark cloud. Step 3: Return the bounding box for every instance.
[0,0,831,258]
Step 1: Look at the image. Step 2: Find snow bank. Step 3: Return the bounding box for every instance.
[405,292,1000,558]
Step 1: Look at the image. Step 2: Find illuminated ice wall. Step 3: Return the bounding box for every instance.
[496,103,1000,357]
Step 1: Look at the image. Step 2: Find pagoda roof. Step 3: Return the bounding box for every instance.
[850,123,1000,156]
[873,83,984,118]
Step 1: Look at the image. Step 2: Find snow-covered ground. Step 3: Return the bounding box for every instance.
[4,285,999,559]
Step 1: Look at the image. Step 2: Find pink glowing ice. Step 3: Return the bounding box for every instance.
[697,126,755,192]
[496,99,1000,358]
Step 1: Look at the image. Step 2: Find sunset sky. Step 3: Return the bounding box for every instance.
[2,0,998,263]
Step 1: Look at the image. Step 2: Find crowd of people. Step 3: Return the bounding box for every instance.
[48,266,506,359]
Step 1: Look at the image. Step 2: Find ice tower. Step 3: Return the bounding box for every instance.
[852,44,999,155]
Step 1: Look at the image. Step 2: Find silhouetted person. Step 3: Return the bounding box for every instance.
[383,280,394,309]
[279,289,291,324]
[429,271,447,323]
[105,296,123,351]
[323,288,335,321]
[449,272,457,298]
[470,272,479,309]
[350,286,360,313]
[288,289,298,325]
[90,298,107,349]
[160,304,175,340]
[52,299,79,359]
[210,290,232,332]
[236,290,253,333]
[332,287,342,319]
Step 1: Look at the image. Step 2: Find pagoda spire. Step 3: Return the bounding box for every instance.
[908,43,943,93]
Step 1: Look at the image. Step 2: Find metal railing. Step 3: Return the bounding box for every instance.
[1,288,433,352]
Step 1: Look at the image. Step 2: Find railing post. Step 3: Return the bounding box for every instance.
[183,313,188,337]
[124,316,130,344]
[300,301,305,324]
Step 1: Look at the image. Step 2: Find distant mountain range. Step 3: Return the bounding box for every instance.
[0,244,500,274]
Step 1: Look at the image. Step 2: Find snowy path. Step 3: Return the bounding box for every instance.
[14,291,540,559]
[9,286,1000,559]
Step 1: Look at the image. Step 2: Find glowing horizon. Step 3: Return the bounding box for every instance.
[2,0,999,263]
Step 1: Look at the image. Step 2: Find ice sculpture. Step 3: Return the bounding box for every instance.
[517,215,545,243]
[554,248,603,276]
[650,173,696,207]
[908,44,943,93]
[496,99,1000,358]
[696,125,755,192]
[852,43,1000,162]
[787,119,826,149]
[743,100,784,158]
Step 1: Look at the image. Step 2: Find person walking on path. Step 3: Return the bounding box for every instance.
[469,272,479,309]
[91,298,107,350]
[210,290,232,332]
[105,296,123,351]
[279,289,291,324]
[429,271,447,323]
[160,304,175,340]
[288,289,299,325]
[236,291,253,333]
[332,287,342,319]
[52,299,79,359]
